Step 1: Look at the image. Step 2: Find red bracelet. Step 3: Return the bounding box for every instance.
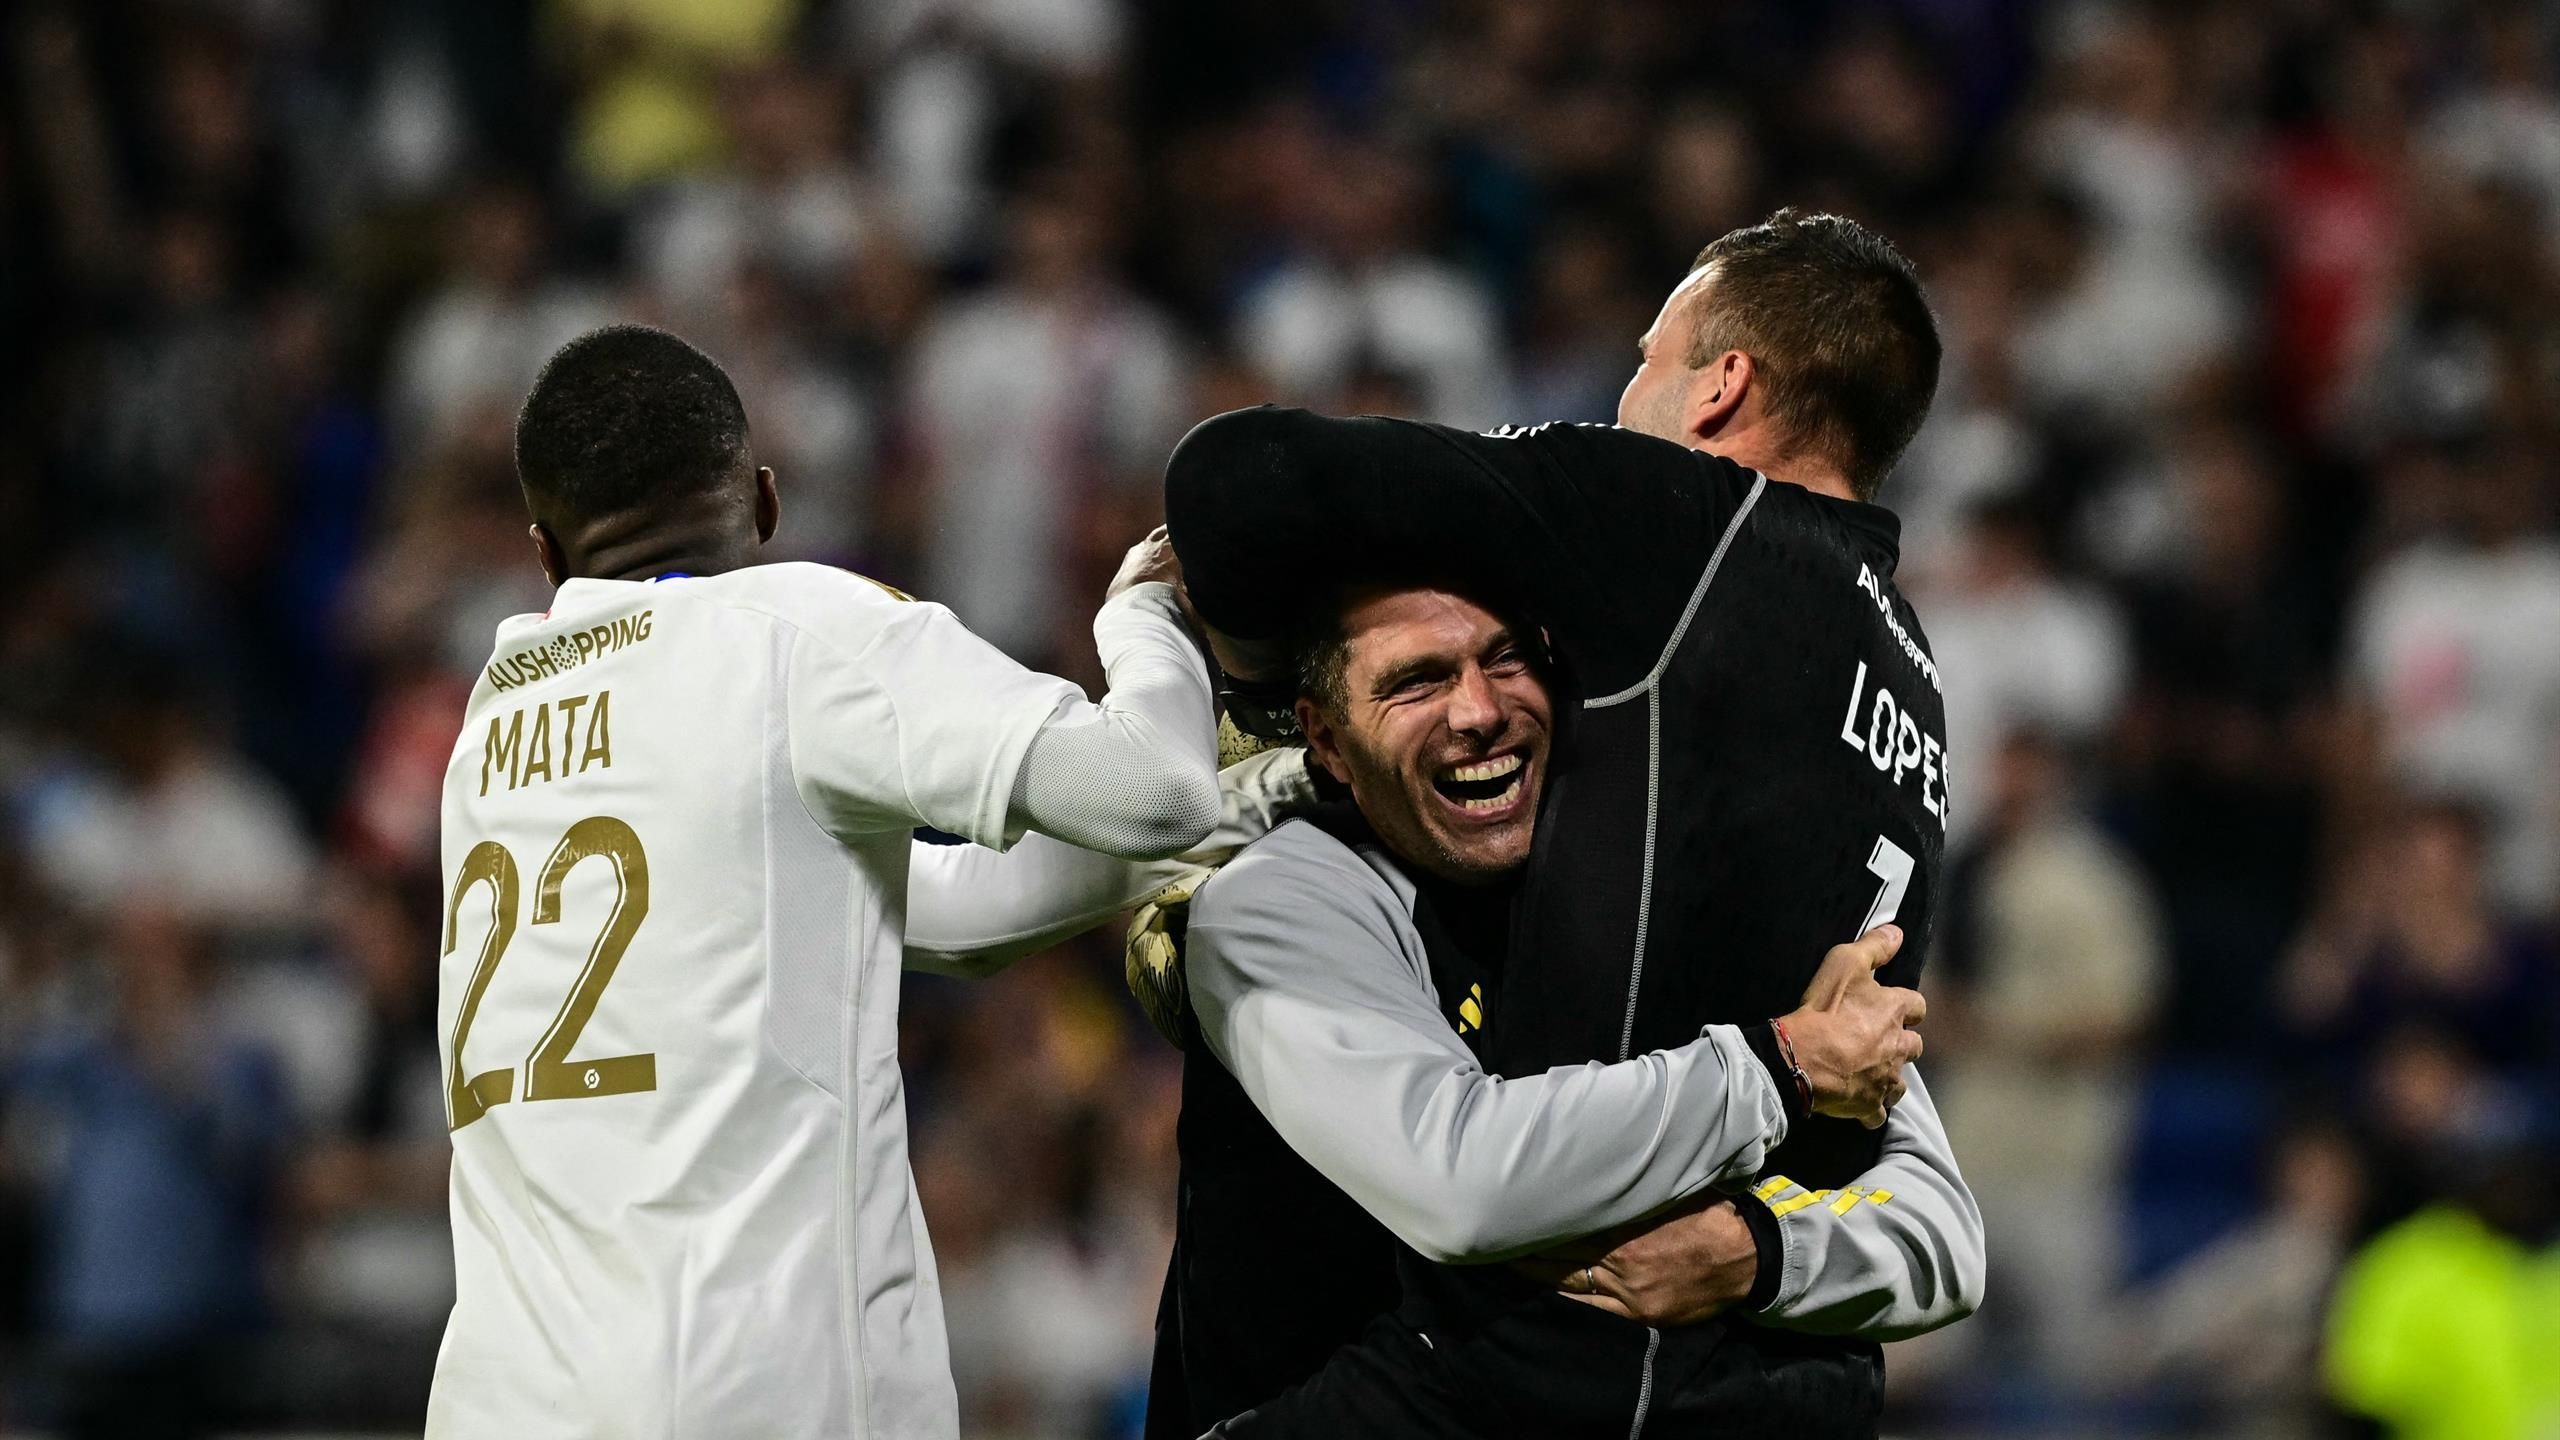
[1769,1017,1814,1116]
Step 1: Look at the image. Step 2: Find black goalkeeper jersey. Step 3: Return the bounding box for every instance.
[1164,406,1950,1436]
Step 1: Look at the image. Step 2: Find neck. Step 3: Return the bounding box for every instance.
[1666,420,1859,502]
[576,541,746,583]
[558,497,760,583]
[1699,438,1856,501]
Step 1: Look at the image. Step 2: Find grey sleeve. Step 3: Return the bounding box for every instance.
[1189,831,1791,1265]
[906,749,1315,978]
[1003,582,1220,859]
[1746,1064,1985,1340]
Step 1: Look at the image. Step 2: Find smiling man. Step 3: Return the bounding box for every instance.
[1166,209,1963,1437]
[1145,583,1976,1439]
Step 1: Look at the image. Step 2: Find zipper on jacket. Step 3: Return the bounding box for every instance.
[1627,1326,1661,1438]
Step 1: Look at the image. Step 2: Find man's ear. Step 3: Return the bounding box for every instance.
[530,522,567,587]
[1297,700,1354,787]
[1687,349,1754,444]
[754,466,781,545]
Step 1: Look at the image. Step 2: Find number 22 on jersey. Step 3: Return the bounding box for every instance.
[444,816,657,1132]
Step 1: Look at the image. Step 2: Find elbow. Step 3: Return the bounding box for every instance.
[1114,766,1222,861]
[1167,406,1285,490]
[904,947,1015,982]
[1945,1254,1987,1326]
[1945,1208,1989,1323]
[1397,1206,1505,1266]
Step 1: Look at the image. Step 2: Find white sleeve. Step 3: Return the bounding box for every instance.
[785,589,1084,847]
[1189,830,1790,1265]
[1747,1065,1986,1340]
[905,748,1314,978]
[779,574,1215,855]
[1001,582,1220,859]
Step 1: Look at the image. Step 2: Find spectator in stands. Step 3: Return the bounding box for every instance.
[2283,798,2559,1079]
[2347,439,2560,916]
[907,172,1186,665]
[1937,727,2166,1385]
[1920,496,2131,847]
[2114,1118,2366,1435]
[0,903,288,1440]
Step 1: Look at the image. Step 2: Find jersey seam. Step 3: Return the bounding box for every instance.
[1593,476,1766,1063]
[1587,473,1768,709]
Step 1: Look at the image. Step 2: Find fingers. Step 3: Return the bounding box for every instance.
[1559,1290,1634,1319]
[1861,923,1903,970]
[1802,924,1903,1008]
[1898,987,1927,1028]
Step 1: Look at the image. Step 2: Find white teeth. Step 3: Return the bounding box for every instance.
[1444,754,1523,783]
[1456,776,1523,812]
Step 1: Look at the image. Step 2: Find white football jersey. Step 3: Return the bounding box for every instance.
[427,562,1078,1440]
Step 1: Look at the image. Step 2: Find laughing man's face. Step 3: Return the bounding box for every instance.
[1298,590,1553,885]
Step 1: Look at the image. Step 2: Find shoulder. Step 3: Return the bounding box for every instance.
[691,562,925,650]
[1195,818,1412,933]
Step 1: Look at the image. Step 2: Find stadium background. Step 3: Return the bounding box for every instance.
[2,0,2557,1435]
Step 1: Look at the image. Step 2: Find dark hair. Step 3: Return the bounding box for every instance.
[1296,621,1355,718]
[515,325,750,521]
[1684,209,1941,501]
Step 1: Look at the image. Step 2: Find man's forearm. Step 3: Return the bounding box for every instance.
[1165,407,1568,644]
[1004,582,1220,859]
[1196,884,1793,1263]
[1742,1064,1984,1339]
[907,748,1314,977]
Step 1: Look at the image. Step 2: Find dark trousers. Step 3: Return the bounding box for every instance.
[1208,1304,1884,1440]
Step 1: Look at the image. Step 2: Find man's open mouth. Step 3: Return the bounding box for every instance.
[1431,752,1527,814]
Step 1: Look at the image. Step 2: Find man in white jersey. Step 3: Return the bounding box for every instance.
[429,325,1221,1439]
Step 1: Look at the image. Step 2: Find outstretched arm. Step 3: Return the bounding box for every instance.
[783,539,1219,860]
[904,748,1313,978]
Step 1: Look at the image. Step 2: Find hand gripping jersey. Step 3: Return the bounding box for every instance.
[427,563,1081,1440]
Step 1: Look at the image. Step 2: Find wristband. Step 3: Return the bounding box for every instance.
[1742,1020,1811,1128]
[1769,1017,1815,1118]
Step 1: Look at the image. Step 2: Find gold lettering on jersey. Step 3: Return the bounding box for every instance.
[480,689,617,795]
[486,610,655,692]
[579,691,614,771]
[523,703,554,785]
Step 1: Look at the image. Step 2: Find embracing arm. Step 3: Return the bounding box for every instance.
[1527,1060,1981,1340]
[782,550,1217,859]
[1188,832,1791,1265]
[1165,407,1749,695]
[998,579,1220,859]
[905,748,1314,978]
[1744,1063,1985,1339]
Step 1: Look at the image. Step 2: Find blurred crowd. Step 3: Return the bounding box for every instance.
[1,0,2558,1436]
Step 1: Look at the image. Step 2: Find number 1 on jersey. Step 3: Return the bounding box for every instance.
[1859,834,1915,933]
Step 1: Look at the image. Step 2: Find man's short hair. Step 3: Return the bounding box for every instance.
[1685,210,1941,501]
[515,325,750,521]
[1296,621,1354,718]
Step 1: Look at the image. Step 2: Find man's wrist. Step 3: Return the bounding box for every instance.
[1096,582,1212,682]
[1743,1020,1812,1128]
